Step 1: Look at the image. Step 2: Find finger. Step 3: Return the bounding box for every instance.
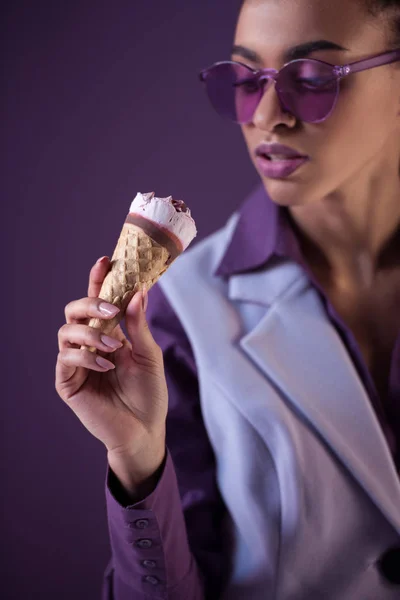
[65,296,120,325]
[58,323,123,353]
[56,348,115,386]
[88,256,111,298]
[125,287,161,360]
[111,323,132,348]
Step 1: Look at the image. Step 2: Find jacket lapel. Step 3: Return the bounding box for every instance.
[229,258,400,533]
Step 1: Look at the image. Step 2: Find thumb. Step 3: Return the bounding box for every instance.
[124,286,157,358]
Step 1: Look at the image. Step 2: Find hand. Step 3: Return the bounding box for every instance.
[55,257,168,459]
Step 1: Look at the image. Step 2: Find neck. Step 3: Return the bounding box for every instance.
[288,163,400,291]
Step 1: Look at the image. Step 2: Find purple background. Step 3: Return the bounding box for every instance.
[4,1,257,599]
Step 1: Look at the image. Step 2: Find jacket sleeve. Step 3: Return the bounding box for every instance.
[101,282,232,599]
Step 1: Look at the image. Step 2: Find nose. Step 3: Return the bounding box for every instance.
[252,80,296,130]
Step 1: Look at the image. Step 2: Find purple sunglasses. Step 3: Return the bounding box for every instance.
[199,48,400,124]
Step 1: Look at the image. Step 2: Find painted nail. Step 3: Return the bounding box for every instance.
[96,356,115,369]
[96,256,108,264]
[99,302,120,316]
[101,335,122,349]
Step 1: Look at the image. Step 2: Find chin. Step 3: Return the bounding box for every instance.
[261,177,314,207]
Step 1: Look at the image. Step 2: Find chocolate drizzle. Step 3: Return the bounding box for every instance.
[124,213,182,265]
[171,199,189,213]
[140,192,189,215]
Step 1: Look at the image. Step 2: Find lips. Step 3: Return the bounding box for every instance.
[255,142,308,160]
[264,156,297,161]
[254,141,309,179]
[255,155,309,179]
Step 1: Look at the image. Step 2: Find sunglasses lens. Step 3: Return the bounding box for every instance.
[277,60,338,122]
[201,59,339,124]
[202,62,263,123]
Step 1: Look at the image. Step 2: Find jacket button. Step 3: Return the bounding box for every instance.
[377,546,400,584]
[134,519,149,529]
[142,559,156,568]
[143,575,159,585]
[136,539,152,549]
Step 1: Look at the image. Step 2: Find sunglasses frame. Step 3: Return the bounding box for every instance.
[199,47,400,123]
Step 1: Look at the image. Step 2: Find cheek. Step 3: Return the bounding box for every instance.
[313,79,395,170]
[240,125,251,145]
[343,74,397,136]
[240,126,256,161]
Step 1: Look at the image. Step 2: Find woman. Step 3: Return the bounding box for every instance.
[55,0,400,598]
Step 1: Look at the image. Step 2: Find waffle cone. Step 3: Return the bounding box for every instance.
[82,223,170,353]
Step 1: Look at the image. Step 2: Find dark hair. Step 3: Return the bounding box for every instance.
[240,0,400,48]
[363,0,400,47]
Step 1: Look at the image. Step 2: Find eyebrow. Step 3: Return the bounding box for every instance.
[231,40,349,64]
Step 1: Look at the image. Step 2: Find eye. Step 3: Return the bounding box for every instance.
[295,77,335,90]
[234,77,262,94]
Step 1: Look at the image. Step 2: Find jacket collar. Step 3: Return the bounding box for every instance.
[214,184,302,278]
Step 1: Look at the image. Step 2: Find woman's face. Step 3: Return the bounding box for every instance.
[234,0,400,207]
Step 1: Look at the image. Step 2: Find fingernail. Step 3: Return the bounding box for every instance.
[142,285,148,312]
[96,256,108,264]
[99,302,120,316]
[96,356,115,370]
[101,335,123,349]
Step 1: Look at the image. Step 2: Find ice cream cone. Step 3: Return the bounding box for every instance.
[84,224,169,352]
[81,192,196,353]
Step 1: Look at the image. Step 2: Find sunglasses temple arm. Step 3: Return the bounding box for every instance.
[341,48,400,76]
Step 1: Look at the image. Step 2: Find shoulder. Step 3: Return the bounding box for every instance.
[146,208,239,309]
[146,210,240,353]
[179,210,239,272]
[160,210,240,292]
